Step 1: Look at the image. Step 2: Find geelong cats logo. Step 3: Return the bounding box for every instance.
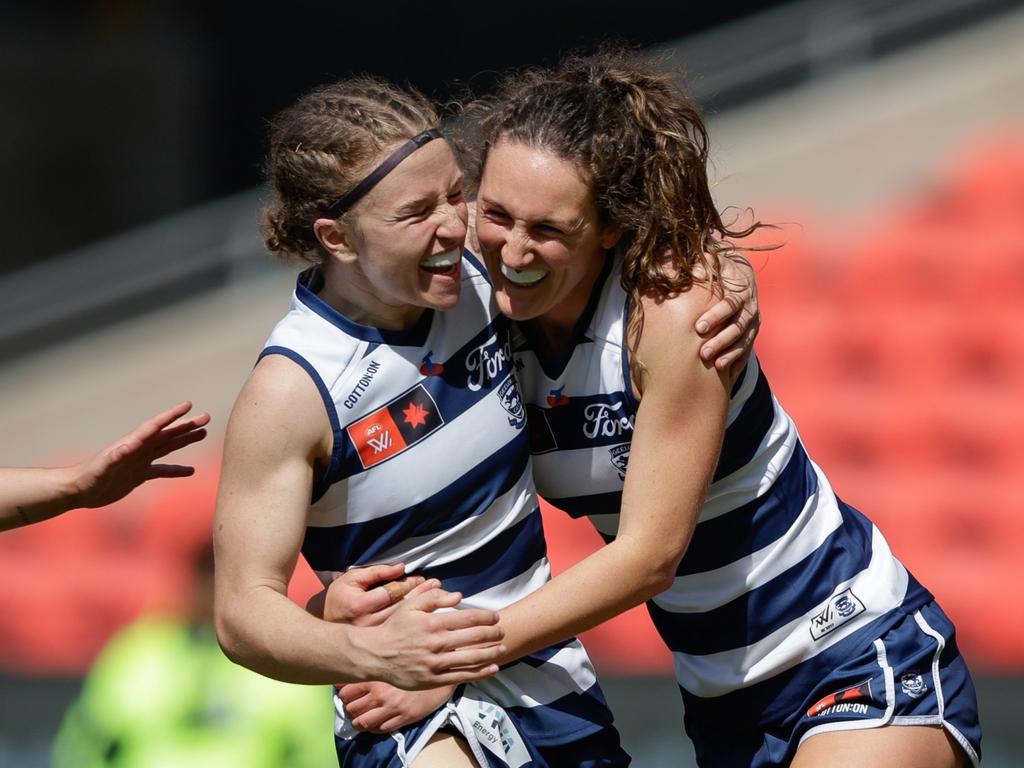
[498,376,526,429]
[900,672,927,698]
[609,443,630,480]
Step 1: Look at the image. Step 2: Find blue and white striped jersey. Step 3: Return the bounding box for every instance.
[514,255,932,701]
[259,254,617,745]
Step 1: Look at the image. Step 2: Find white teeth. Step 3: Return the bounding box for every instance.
[421,249,461,269]
[500,263,548,286]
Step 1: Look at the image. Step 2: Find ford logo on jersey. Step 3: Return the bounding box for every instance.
[583,400,634,439]
[466,333,512,392]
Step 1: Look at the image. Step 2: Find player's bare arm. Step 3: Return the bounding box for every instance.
[494,284,731,661]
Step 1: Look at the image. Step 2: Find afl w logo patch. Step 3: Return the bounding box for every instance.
[809,588,865,641]
[367,429,392,453]
[346,383,443,469]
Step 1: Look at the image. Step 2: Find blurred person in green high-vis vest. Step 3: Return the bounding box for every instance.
[53,541,336,768]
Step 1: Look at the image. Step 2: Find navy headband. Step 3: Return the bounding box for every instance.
[324,128,444,218]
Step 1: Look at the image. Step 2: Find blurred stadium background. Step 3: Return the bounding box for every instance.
[1,1,1022,765]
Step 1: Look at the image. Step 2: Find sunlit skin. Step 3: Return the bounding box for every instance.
[475,140,621,355]
[313,139,468,331]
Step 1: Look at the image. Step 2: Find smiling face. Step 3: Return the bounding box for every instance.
[315,138,468,330]
[475,140,620,332]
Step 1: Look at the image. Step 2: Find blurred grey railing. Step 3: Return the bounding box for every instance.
[657,0,1021,108]
[0,190,270,361]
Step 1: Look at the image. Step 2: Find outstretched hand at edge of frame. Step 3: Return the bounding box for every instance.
[70,400,211,509]
[1,401,210,531]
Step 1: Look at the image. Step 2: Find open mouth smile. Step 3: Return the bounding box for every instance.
[500,263,548,288]
[420,249,461,276]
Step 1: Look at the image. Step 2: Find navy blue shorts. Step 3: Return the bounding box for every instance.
[335,685,630,768]
[681,600,981,767]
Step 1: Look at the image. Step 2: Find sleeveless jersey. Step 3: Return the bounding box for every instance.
[260,254,616,745]
[513,255,932,701]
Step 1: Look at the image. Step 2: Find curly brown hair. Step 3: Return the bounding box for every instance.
[465,47,771,346]
[262,77,439,263]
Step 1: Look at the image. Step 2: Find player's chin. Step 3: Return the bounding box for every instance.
[421,281,461,312]
[494,285,544,322]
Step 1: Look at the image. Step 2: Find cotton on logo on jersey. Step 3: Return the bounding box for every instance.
[807,680,874,717]
[346,384,444,469]
[342,359,382,409]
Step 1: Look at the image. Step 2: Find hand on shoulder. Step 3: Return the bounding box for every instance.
[633,282,726,397]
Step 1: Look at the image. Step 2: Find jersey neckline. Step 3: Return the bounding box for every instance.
[295,268,435,347]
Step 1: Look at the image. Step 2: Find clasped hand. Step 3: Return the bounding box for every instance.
[308,564,503,697]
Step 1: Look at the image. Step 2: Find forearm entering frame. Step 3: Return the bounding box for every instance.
[214,577,381,685]
[0,466,77,531]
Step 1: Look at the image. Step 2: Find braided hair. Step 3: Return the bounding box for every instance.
[262,77,439,263]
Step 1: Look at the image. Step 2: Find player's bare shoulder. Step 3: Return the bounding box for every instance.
[635,279,717,363]
[226,354,333,463]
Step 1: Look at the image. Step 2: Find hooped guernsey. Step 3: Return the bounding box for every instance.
[512,254,981,767]
[259,253,626,768]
